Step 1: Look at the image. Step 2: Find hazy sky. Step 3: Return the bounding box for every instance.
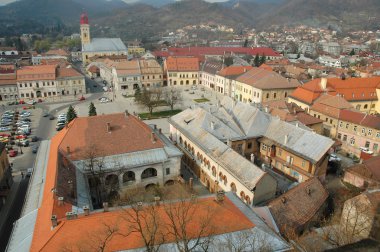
[0,0,229,6]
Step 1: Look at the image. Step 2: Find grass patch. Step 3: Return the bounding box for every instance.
[138,109,182,120]
[193,98,210,103]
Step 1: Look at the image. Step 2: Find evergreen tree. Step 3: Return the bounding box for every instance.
[243,39,249,47]
[253,54,260,67]
[88,102,97,116]
[134,85,142,102]
[66,105,77,123]
[259,54,266,66]
[349,49,355,56]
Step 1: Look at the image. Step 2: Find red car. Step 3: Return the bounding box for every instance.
[15,135,27,139]
[9,150,18,157]
[79,96,86,101]
[19,100,25,104]
[38,99,43,103]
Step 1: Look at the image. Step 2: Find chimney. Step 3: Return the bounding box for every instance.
[154,196,160,206]
[83,205,90,216]
[66,146,70,155]
[51,215,58,228]
[103,202,109,212]
[106,122,111,133]
[158,128,162,134]
[137,202,143,210]
[250,153,255,163]
[125,110,130,116]
[210,121,215,130]
[284,134,289,145]
[151,132,156,143]
[66,212,77,220]
[215,190,225,203]
[320,78,327,90]
[58,196,64,206]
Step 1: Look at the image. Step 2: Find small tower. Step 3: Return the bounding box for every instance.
[80,12,90,48]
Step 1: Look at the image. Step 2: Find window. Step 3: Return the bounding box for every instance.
[337,133,342,139]
[377,132,380,138]
[362,128,366,134]
[266,93,269,99]
[364,104,368,109]
[353,126,357,132]
[247,142,252,149]
[301,161,305,167]
[350,138,355,145]
[365,141,370,148]
[278,149,282,156]
[273,93,277,98]
[166,168,170,175]
[330,119,333,124]
[262,144,267,151]
[339,121,343,128]
[343,135,347,141]
[368,129,372,136]
[346,123,349,129]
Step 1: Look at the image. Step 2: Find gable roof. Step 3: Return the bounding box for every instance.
[339,110,380,130]
[17,65,57,81]
[310,94,354,119]
[268,178,329,235]
[236,68,300,90]
[217,65,253,77]
[166,56,200,72]
[201,60,223,75]
[346,156,380,182]
[82,38,127,53]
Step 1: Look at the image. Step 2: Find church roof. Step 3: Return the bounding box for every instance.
[82,38,127,53]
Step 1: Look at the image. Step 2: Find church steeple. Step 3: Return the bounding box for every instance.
[80,12,90,48]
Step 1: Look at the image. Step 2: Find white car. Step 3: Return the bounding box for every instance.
[103,87,108,92]
[26,100,36,105]
[100,97,110,103]
[359,147,373,154]
[329,153,341,162]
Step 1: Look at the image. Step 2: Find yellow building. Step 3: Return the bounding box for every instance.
[234,68,300,104]
[127,40,145,56]
[165,56,199,86]
[80,13,127,65]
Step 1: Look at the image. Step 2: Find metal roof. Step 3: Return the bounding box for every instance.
[82,38,127,53]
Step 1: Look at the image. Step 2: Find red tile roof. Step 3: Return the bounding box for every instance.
[268,177,328,236]
[57,67,83,78]
[310,94,354,119]
[218,65,253,77]
[155,47,281,59]
[166,56,200,72]
[346,156,380,182]
[339,110,380,130]
[59,113,164,161]
[290,77,380,105]
[17,65,57,81]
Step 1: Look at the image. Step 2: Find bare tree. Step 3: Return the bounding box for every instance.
[215,229,273,252]
[321,195,373,247]
[164,88,182,111]
[163,195,216,252]
[118,187,165,252]
[136,87,163,115]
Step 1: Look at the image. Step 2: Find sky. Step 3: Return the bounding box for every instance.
[0,0,229,6]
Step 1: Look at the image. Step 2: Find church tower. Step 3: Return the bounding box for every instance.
[80,12,90,48]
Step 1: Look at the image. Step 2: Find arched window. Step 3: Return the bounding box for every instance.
[193,80,196,85]
[179,136,183,145]
[230,182,237,192]
[105,174,118,186]
[240,191,245,200]
[184,141,188,149]
[223,176,227,186]
[245,195,251,205]
[212,166,216,177]
[364,104,368,109]
[123,171,135,183]
[141,168,157,179]
[186,80,189,85]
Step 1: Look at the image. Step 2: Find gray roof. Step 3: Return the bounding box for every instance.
[83,38,127,53]
[173,97,333,164]
[170,108,267,189]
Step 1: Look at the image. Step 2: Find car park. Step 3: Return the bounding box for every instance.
[329,153,341,162]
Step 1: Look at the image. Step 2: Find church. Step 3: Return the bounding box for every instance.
[80,13,128,65]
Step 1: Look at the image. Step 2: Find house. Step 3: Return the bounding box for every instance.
[263,100,324,134]
[343,156,380,189]
[165,56,200,86]
[199,60,223,91]
[309,94,355,138]
[234,68,300,104]
[267,177,329,237]
[335,110,380,156]
[32,49,69,65]
[127,40,145,56]
[0,63,18,101]
[111,60,141,94]
[0,142,12,210]
[17,65,85,99]
[288,77,380,114]
[217,65,253,97]
[80,13,127,64]
[139,59,164,88]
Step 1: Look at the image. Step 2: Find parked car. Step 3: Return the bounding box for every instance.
[8,150,18,157]
[359,147,374,155]
[49,115,55,120]
[16,139,29,147]
[31,136,38,142]
[18,100,25,104]
[26,100,36,105]
[78,96,86,101]
[56,124,65,131]
[20,118,31,122]
[7,101,16,106]
[37,99,43,103]
[42,112,49,117]
[32,145,38,153]
[100,97,110,103]
[103,87,108,92]
[329,153,341,162]
[26,168,33,177]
